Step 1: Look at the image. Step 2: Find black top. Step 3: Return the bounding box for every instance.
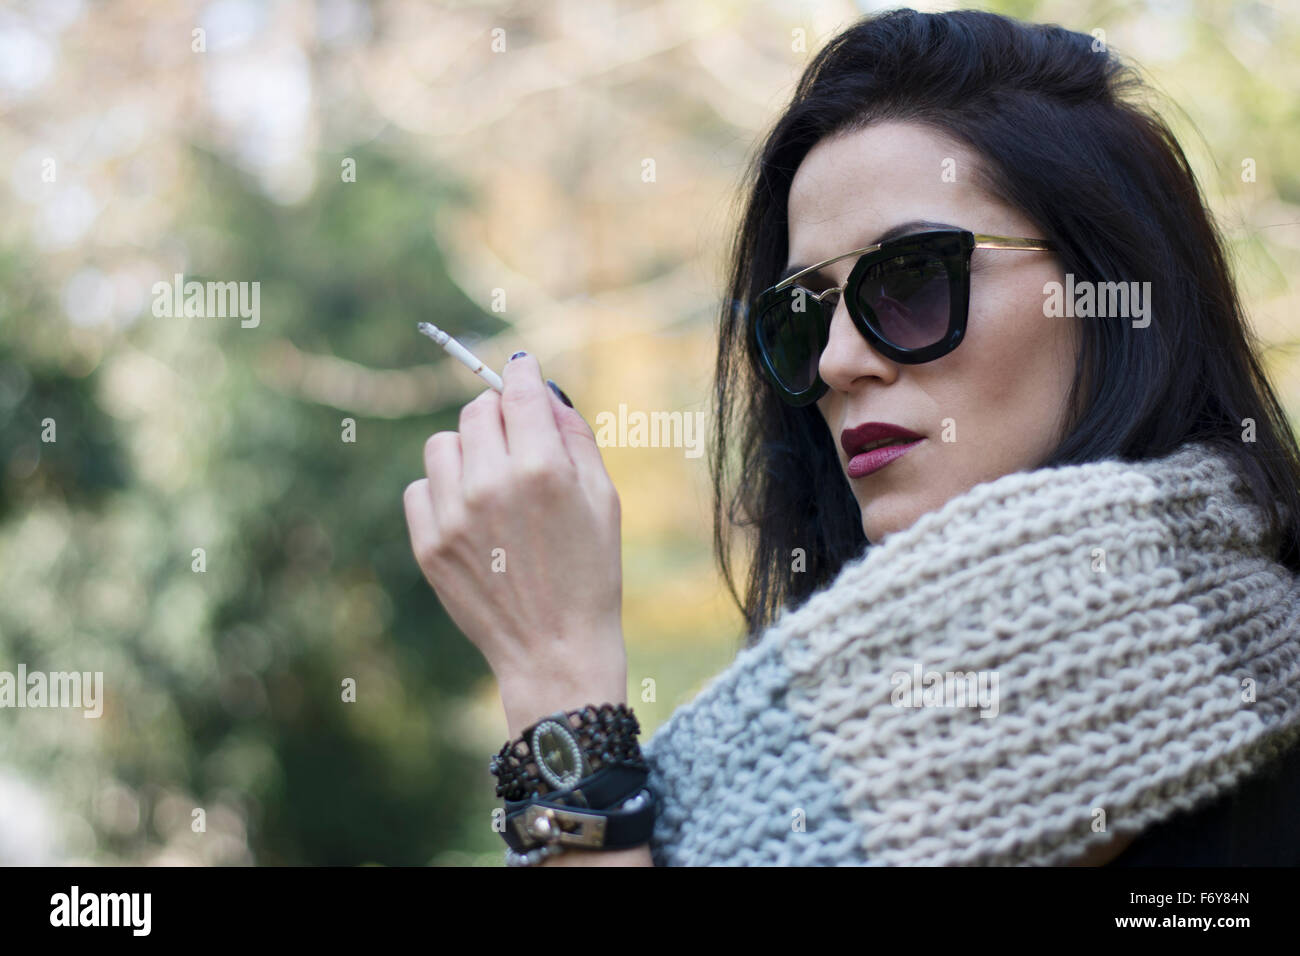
[1107,737,1300,866]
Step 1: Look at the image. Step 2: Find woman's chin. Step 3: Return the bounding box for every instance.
[860,503,918,544]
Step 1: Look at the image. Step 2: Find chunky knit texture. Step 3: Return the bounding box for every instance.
[641,442,1300,865]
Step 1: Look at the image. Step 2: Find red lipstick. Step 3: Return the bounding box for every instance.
[840,421,924,479]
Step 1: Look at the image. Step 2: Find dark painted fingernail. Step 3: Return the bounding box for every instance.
[508,350,527,361]
[546,379,573,408]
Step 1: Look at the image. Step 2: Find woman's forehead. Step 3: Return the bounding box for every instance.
[785,124,998,262]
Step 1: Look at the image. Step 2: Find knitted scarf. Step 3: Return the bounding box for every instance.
[641,441,1300,865]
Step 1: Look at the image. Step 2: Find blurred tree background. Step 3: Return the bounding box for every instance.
[0,0,1297,864]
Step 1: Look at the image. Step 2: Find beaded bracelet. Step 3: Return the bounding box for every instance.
[504,843,567,867]
[489,703,647,803]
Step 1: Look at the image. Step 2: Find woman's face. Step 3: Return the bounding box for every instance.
[785,120,1078,542]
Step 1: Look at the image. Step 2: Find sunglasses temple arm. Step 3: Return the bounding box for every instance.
[971,235,1055,251]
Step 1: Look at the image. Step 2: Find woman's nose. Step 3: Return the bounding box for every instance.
[817,294,898,392]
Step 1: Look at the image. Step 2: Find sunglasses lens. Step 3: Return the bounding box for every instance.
[756,288,827,395]
[854,252,951,350]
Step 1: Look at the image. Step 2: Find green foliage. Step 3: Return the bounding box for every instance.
[0,146,505,864]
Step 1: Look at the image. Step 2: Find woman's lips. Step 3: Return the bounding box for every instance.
[839,421,924,478]
[846,438,923,478]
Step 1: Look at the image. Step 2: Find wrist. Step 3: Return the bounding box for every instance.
[497,656,628,740]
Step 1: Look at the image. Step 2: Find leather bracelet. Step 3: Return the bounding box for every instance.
[504,785,656,855]
[503,765,649,851]
[503,783,656,866]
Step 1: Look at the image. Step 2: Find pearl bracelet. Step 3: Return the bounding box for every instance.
[504,843,568,867]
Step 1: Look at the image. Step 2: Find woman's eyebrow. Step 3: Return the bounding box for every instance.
[779,219,958,283]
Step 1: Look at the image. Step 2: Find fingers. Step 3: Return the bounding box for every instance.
[499,353,570,474]
[402,478,438,566]
[501,354,615,507]
[458,387,507,498]
[548,396,616,504]
[416,353,614,531]
[422,430,465,532]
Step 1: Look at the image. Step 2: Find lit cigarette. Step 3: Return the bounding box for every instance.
[417,322,504,392]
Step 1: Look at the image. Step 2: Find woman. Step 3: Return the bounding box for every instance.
[403,8,1300,866]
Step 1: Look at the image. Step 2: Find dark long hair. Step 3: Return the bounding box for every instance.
[711,8,1300,641]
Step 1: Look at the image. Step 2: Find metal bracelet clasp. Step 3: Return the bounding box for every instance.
[513,803,607,849]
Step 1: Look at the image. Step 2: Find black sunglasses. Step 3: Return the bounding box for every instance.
[752,228,1055,406]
